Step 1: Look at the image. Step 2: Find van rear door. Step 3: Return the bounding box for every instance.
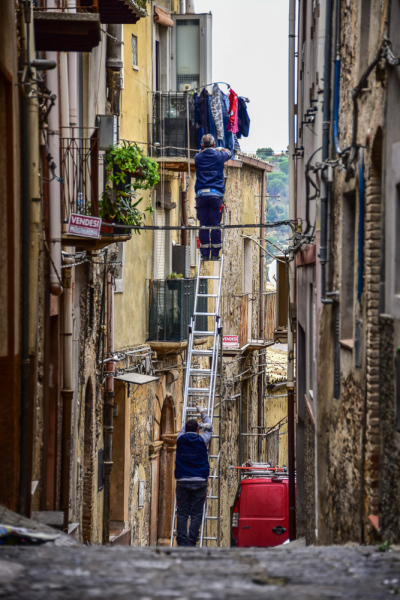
[238,480,289,547]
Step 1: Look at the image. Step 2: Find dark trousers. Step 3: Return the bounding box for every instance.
[176,480,207,547]
[196,195,223,259]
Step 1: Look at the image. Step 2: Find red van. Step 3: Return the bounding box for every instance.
[231,474,295,547]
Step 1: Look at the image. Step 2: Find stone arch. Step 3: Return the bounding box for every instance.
[82,377,95,543]
[157,396,177,546]
[364,127,383,538]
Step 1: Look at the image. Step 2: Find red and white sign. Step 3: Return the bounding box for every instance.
[68,213,102,239]
[223,335,239,349]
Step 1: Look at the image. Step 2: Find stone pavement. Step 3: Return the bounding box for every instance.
[0,544,399,599]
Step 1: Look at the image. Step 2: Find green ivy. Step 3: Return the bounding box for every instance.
[100,141,160,232]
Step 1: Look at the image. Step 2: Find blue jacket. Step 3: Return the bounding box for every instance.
[175,433,210,480]
[194,148,231,196]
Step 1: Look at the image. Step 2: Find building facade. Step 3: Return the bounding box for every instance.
[294,0,400,545]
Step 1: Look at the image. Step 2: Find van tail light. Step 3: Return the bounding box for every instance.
[232,497,240,540]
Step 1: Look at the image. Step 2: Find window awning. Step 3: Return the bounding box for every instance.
[115,373,160,385]
[154,5,174,27]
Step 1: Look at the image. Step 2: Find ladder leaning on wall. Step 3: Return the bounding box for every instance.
[170,217,226,548]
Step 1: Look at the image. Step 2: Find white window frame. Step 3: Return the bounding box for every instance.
[132,34,139,70]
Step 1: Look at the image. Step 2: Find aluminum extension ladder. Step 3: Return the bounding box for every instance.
[170,224,226,548]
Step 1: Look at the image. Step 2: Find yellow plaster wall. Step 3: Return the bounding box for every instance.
[114,17,154,349]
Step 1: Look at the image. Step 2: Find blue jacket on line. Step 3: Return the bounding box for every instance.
[194,148,231,196]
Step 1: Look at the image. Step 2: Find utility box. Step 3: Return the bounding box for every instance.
[96,114,118,150]
[172,245,190,278]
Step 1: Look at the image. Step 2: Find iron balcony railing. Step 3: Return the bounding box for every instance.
[60,126,99,223]
[151,92,197,159]
[148,278,208,342]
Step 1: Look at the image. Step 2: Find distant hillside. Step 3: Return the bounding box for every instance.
[256,149,290,260]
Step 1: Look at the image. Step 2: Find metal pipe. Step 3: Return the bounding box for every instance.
[287,0,296,542]
[179,0,186,14]
[181,174,188,246]
[46,51,63,296]
[186,0,195,13]
[103,257,115,543]
[319,0,334,298]
[60,258,74,530]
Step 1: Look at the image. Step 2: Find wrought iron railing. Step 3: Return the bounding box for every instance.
[60,126,99,224]
[148,278,208,342]
[151,93,197,159]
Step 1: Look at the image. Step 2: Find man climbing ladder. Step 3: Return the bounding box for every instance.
[174,406,213,547]
[195,133,231,261]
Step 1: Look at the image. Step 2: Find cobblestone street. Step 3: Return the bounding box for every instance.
[0,544,399,600]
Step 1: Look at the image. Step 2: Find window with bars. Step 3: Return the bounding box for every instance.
[176,19,200,90]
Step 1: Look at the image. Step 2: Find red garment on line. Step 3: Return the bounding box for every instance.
[227,89,239,134]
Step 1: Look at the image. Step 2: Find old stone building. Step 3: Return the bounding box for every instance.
[294,0,400,545]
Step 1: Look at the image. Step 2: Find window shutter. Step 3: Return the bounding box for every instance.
[155,209,166,279]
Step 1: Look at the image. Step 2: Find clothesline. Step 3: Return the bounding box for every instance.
[192,81,250,103]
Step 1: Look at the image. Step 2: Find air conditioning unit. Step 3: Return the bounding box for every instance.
[172,245,190,278]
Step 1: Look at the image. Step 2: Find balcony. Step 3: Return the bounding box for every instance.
[151,93,197,173]
[34,9,101,52]
[60,127,131,250]
[148,279,208,350]
[220,291,276,354]
[96,0,147,24]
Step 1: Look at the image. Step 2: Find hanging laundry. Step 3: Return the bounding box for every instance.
[234,134,241,153]
[221,90,235,155]
[236,97,250,139]
[206,90,218,142]
[211,84,224,141]
[227,89,239,134]
[194,92,204,149]
[196,88,210,133]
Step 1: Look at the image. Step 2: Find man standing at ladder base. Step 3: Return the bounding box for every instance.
[174,406,213,546]
[195,134,231,261]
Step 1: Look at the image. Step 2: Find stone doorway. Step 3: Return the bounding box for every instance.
[157,396,177,546]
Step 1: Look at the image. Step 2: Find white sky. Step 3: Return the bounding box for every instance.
[194,0,289,154]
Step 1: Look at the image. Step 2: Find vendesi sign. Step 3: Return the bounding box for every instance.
[223,335,239,349]
[68,214,102,239]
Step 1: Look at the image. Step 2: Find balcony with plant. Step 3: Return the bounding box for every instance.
[100,141,160,232]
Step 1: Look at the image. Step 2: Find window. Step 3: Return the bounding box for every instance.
[359,0,371,76]
[243,239,253,339]
[176,19,200,90]
[340,192,356,340]
[132,34,138,69]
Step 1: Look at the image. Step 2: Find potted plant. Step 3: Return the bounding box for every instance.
[166,271,184,290]
[100,141,160,233]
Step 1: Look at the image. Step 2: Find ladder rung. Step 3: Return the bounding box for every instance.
[209,455,219,459]
[194,312,218,317]
[190,368,212,376]
[206,516,218,520]
[192,350,213,356]
[203,537,218,541]
[211,435,219,439]
[193,331,215,336]
[209,474,219,479]
[197,294,218,298]
[207,496,219,500]
[188,388,210,394]
[199,276,220,279]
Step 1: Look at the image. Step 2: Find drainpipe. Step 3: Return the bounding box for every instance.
[60,257,74,530]
[179,0,186,14]
[319,0,334,302]
[46,52,63,296]
[181,174,188,246]
[103,254,115,544]
[186,0,195,13]
[287,0,296,542]
[59,51,75,531]
[258,170,266,458]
